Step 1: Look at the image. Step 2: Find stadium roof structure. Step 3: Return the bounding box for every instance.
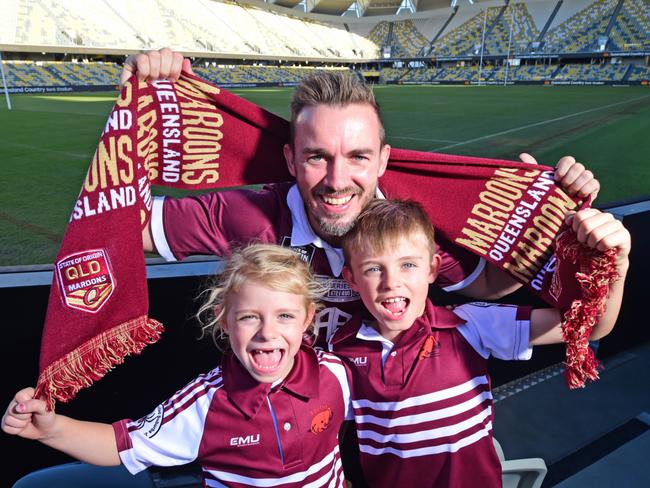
[269,0,490,17]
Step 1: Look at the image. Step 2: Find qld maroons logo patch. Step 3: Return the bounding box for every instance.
[310,406,333,434]
[56,249,115,313]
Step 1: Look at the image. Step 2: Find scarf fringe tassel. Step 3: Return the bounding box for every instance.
[556,237,619,389]
[35,316,164,410]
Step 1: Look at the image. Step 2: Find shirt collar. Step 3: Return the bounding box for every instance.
[286,184,386,278]
[287,184,345,277]
[331,300,465,348]
[223,344,320,419]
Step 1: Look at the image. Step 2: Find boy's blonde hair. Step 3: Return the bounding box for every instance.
[290,71,385,145]
[341,199,437,265]
[197,244,327,346]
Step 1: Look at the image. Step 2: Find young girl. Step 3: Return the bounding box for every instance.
[2,244,352,487]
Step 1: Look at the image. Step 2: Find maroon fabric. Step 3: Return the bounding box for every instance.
[36,72,615,408]
[331,301,504,488]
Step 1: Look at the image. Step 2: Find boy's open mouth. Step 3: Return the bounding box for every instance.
[381,297,409,317]
[250,348,285,373]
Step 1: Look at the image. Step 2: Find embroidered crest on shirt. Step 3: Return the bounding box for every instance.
[56,249,115,313]
[135,404,164,438]
[321,277,360,303]
[310,406,333,434]
[419,336,439,360]
[281,236,316,264]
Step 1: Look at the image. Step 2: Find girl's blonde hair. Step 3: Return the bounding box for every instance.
[197,244,327,347]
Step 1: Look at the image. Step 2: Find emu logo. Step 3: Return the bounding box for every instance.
[230,434,260,447]
[352,356,368,367]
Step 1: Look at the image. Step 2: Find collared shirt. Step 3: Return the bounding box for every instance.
[286,184,346,277]
[114,345,352,487]
[330,301,532,488]
[152,183,482,345]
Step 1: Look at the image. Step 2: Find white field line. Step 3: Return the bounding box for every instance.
[389,135,461,143]
[429,94,650,152]
[0,139,88,159]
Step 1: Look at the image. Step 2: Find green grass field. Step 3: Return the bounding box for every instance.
[1,85,649,266]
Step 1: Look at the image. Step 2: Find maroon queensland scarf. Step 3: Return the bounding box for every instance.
[35,73,618,408]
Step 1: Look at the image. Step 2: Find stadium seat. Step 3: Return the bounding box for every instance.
[493,437,547,488]
[12,463,155,488]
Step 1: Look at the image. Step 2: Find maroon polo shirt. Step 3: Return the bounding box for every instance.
[114,345,351,487]
[330,301,519,488]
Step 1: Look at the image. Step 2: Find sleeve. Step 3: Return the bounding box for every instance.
[454,303,532,361]
[151,187,282,262]
[320,352,355,422]
[112,372,219,474]
[434,237,485,291]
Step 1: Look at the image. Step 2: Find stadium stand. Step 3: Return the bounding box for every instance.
[391,20,430,58]
[0,0,648,89]
[483,2,539,55]
[554,62,629,81]
[543,0,619,53]
[608,0,650,52]
[432,6,501,57]
[627,64,650,80]
[1,0,379,60]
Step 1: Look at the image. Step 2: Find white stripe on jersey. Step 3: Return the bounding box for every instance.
[122,371,224,473]
[126,370,223,432]
[351,375,488,411]
[359,421,493,458]
[317,351,353,421]
[355,389,492,428]
[301,455,344,488]
[357,405,492,444]
[204,445,342,487]
[162,375,223,423]
[162,368,221,410]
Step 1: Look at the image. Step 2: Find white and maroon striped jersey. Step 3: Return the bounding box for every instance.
[113,345,353,487]
[151,182,481,348]
[330,301,532,487]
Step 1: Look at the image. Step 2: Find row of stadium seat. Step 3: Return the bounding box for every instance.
[4,61,646,88]
[3,0,378,60]
[380,63,648,83]
[376,0,649,57]
[3,0,648,61]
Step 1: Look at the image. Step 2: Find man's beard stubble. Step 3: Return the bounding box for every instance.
[311,184,377,238]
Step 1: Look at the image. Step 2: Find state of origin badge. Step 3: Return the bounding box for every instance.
[56,249,115,313]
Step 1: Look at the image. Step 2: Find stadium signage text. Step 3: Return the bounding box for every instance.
[455,167,577,283]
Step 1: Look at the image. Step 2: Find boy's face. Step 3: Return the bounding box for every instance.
[223,280,314,383]
[343,232,440,342]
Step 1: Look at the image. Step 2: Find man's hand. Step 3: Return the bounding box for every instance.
[120,47,193,87]
[566,208,631,275]
[519,153,600,201]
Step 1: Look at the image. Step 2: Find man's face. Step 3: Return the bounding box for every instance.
[223,280,314,383]
[284,103,390,246]
[343,233,440,342]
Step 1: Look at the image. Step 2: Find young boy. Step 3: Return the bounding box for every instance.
[330,199,630,487]
[3,245,353,487]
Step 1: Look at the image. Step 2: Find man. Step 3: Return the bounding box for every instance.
[120,49,600,345]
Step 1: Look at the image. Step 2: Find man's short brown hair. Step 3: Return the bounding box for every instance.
[341,199,437,265]
[290,71,385,145]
